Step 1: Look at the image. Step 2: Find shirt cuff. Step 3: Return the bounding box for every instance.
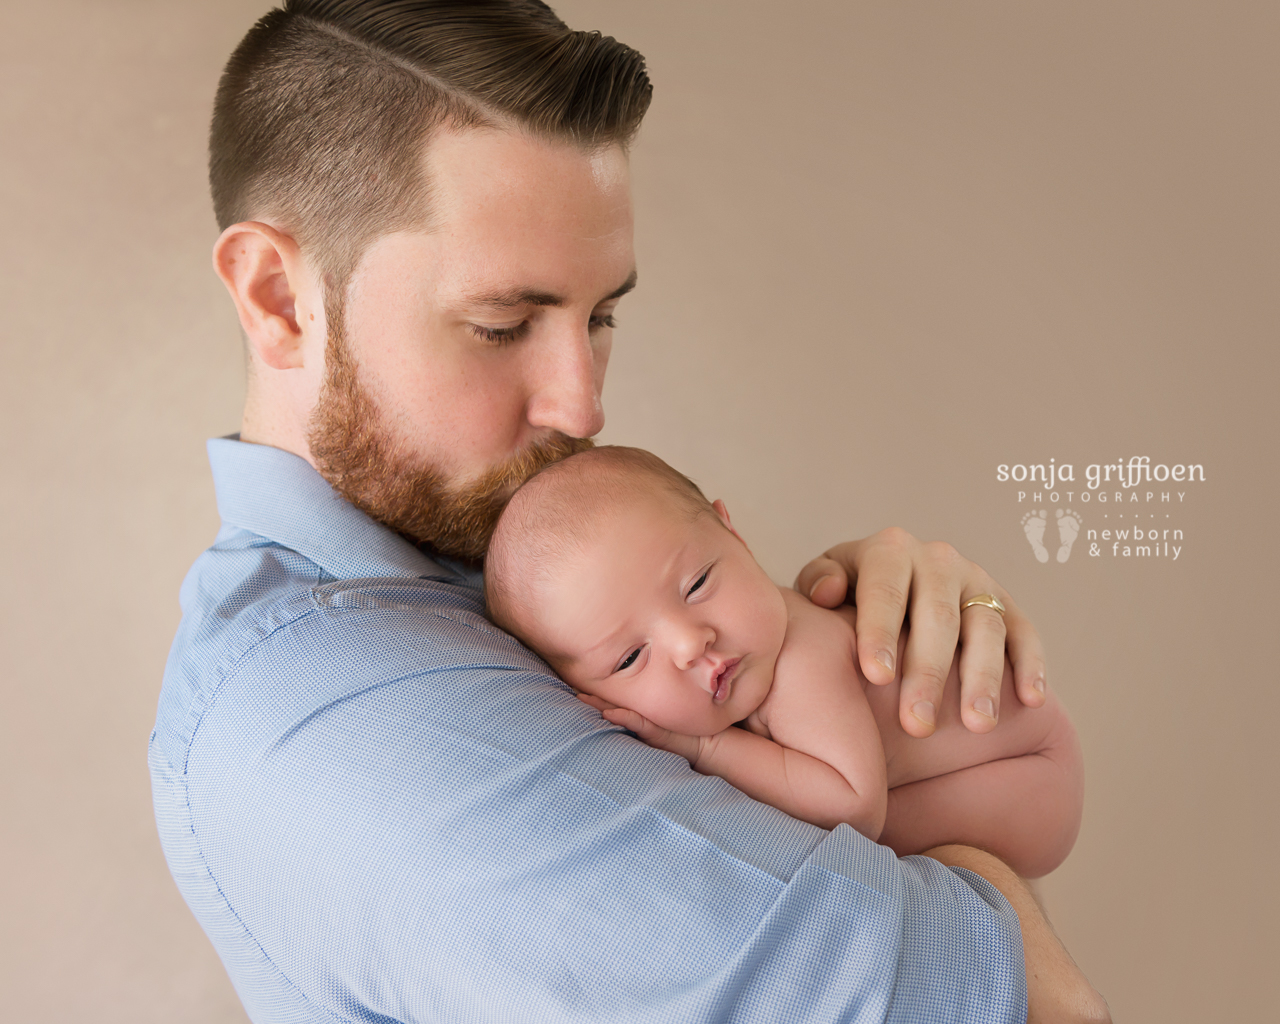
[885,856,1028,1024]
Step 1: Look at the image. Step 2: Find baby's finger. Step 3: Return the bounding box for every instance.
[601,707,647,733]
[576,693,620,713]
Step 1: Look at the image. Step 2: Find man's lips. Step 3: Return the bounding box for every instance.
[711,658,742,703]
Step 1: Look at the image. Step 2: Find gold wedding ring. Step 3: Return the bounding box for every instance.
[960,593,1006,616]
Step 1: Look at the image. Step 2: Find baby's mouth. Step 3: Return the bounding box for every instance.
[712,658,742,703]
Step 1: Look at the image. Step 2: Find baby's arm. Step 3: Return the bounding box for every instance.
[587,698,887,838]
[581,590,888,838]
[737,589,888,836]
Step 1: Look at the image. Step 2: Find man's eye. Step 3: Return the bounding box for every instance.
[589,313,617,331]
[616,648,642,672]
[469,322,531,345]
[688,571,709,596]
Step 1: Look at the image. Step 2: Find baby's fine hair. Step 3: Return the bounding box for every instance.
[485,446,712,637]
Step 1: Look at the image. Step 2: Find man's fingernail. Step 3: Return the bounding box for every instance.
[1033,676,1046,695]
[911,700,936,726]
[875,649,894,673]
[808,574,833,599]
[974,697,996,720]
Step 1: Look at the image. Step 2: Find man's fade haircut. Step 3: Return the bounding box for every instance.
[485,446,714,639]
[210,0,652,300]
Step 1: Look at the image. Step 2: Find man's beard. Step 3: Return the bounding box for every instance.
[307,323,593,563]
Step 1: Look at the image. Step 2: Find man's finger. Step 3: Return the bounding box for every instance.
[794,555,849,608]
[851,539,915,686]
[1002,594,1048,708]
[956,602,1008,733]
[895,543,966,736]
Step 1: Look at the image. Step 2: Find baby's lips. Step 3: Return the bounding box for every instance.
[711,657,742,702]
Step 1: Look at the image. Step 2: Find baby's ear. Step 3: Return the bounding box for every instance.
[712,499,751,550]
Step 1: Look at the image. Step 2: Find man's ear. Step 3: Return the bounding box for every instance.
[212,222,318,370]
[712,499,751,551]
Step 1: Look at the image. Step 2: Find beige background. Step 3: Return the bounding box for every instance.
[2,1,1276,1020]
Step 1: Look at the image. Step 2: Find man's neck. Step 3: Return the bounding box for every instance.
[240,384,318,468]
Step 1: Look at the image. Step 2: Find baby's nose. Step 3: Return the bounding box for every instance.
[674,624,716,675]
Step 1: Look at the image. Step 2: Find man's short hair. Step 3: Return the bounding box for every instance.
[210,0,652,296]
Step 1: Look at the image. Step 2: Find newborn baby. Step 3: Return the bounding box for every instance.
[486,447,1083,877]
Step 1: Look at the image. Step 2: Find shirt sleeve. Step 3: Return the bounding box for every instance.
[160,583,1027,1024]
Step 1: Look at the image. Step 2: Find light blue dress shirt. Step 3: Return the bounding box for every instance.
[150,438,1028,1023]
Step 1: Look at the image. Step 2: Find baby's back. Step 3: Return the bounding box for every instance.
[768,589,1063,790]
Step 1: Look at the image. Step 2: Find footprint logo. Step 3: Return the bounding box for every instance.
[1055,509,1081,563]
[1021,510,1050,563]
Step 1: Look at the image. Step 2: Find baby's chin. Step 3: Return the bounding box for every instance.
[660,700,764,738]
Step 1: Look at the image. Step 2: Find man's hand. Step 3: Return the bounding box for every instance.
[924,845,1111,1024]
[795,528,1047,738]
[577,693,705,766]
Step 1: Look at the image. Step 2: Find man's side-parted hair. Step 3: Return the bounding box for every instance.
[210,0,652,295]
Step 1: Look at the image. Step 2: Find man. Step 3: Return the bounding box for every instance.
[152,1,1109,1020]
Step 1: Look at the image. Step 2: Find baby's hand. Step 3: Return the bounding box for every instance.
[576,693,704,766]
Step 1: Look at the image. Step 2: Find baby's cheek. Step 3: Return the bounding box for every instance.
[567,677,617,706]
[757,588,790,655]
[647,696,711,736]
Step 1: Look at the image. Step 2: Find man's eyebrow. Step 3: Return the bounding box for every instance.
[464,269,638,312]
[604,269,638,302]
[466,288,564,312]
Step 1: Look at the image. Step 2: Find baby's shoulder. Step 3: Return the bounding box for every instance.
[774,589,859,682]
[779,587,858,644]
[759,590,863,732]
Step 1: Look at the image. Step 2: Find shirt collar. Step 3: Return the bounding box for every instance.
[208,437,474,587]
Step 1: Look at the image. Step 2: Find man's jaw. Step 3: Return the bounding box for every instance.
[308,342,595,562]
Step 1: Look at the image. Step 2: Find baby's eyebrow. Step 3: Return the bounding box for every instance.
[564,630,635,678]
[572,621,625,659]
[564,642,615,673]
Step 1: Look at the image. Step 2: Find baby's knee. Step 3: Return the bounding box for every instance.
[1020,711,1085,877]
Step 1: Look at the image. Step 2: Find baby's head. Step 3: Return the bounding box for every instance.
[486,447,788,736]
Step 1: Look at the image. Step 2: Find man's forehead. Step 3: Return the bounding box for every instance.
[421,125,632,226]
[349,127,637,308]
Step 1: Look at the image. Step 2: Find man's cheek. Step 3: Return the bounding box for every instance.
[593,339,612,389]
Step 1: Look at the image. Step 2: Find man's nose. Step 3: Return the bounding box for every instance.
[525,324,606,440]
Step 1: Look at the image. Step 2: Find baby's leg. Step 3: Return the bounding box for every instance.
[862,651,1083,878]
